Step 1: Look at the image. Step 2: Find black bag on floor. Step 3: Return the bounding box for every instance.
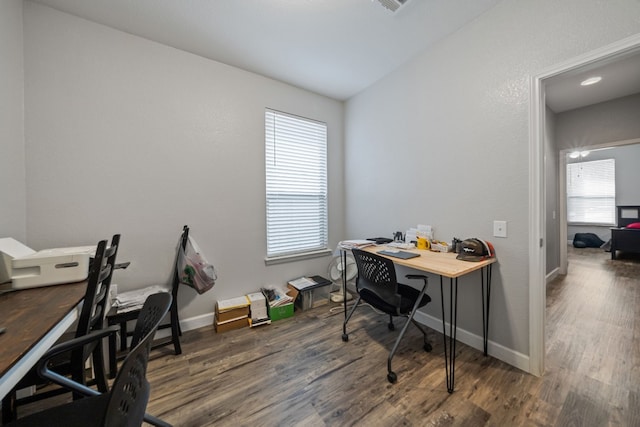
[572,232,605,248]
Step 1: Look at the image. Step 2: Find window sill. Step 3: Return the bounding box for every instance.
[265,249,332,265]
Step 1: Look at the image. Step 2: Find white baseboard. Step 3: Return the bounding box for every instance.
[414,311,530,374]
[153,312,214,341]
[158,310,530,374]
[546,267,560,284]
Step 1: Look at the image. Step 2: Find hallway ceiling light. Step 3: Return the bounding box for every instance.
[569,150,590,159]
[580,76,602,86]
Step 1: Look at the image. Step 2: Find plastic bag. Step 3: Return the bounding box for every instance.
[177,236,217,294]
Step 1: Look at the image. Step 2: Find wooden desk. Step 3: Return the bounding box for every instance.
[343,246,495,393]
[0,282,86,400]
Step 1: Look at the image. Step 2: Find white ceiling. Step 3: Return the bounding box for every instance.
[30,0,501,100]
[28,0,640,108]
[545,49,640,113]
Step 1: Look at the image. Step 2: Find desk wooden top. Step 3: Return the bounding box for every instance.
[0,281,86,378]
[363,246,496,279]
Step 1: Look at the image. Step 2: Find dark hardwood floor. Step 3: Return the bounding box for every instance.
[15,246,640,426]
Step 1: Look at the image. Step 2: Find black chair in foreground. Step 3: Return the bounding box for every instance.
[5,292,173,427]
[2,235,120,422]
[342,248,432,383]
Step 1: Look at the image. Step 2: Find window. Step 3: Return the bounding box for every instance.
[566,158,615,225]
[265,109,328,259]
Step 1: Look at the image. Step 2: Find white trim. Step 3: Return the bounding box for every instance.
[529,73,545,377]
[546,267,559,284]
[559,152,568,275]
[153,312,215,341]
[529,33,640,379]
[414,311,530,373]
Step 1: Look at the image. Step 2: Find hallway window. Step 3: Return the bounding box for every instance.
[265,109,328,258]
[566,158,615,225]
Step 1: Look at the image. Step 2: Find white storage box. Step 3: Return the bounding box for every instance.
[11,246,95,289]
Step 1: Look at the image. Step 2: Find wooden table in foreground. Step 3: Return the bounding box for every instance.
[0,281,86,400]
[357,246,496,393]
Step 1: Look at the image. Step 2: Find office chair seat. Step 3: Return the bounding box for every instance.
[359,283,431,316]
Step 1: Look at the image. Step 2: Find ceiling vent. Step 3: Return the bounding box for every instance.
[376,0,411,13]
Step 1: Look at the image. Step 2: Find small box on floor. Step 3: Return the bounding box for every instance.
[287,275,332,311]
[214,296,250,333]
[246,291,271,327]
[264,287,296,321]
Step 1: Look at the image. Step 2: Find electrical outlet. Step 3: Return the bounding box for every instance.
[493,220,507,238]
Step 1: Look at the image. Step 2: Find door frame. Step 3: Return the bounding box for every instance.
[529,33,640,376]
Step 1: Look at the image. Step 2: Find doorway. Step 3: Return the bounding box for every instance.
[529,34,640,376]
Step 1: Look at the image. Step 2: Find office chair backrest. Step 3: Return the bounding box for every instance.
[104,292,172,427]
[352,249,402,309]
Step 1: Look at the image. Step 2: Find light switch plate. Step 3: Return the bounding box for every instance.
[493,220,507,238]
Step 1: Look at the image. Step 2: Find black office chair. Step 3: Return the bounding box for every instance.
[4,292,172,427]
[2,235,120,422]
[106,226,188,378]
[342,248,432,383]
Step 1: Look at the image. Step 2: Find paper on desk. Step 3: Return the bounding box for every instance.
[338,240,374,250]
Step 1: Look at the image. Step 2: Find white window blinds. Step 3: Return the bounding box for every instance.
[265,109,328,258]
[566,158,616,225]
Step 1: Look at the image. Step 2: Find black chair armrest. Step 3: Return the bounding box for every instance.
[36,326,120,398]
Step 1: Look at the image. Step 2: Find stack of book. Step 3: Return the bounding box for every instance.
[246,292,271,327]
[214,296,249,333]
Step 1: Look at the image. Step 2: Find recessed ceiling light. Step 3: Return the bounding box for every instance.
[580,76,602,86]
[568,150,590,159]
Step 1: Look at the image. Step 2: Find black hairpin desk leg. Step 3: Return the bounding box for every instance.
[441,265,493,393]
[341,249,348,337]
[440,275,458,394]
[481,265,492,356]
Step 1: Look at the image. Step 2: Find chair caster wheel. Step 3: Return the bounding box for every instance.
[342,334,349,342]
[424,342,432,352]
[387,372,397,383]
[388,323,395,331]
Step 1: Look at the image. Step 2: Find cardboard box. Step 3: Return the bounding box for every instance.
[215,296,250,322]
[215,305,250,323]
[214,316,249,333]
[214,296,250,333]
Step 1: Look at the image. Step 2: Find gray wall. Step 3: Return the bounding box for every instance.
[18,2,345,325]
[345,0,640,361]
[558,93,640,241]
[0,0,26,242]
[557,93,640,149]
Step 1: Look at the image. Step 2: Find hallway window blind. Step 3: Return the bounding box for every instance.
[566,158,615,225]
[265,109,328,258]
